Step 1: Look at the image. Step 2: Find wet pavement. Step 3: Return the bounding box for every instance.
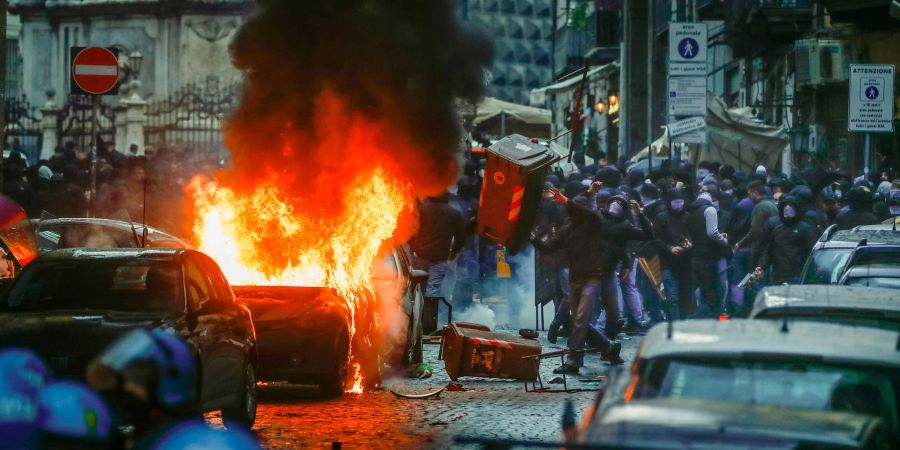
[208,330,644,449]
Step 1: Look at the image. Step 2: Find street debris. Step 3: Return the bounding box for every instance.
[405,362,433,379]
[390,387,446,400]
[446,382,467,392]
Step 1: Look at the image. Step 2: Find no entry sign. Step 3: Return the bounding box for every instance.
[70,47,120,95]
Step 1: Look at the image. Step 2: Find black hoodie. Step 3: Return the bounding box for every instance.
[653,188,692,264]
[534,195,605,280]
[834,187,878,231]
[750,197,817,283]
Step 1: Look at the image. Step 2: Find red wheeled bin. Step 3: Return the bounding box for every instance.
[476,134,560,255]
[441,322,541,381]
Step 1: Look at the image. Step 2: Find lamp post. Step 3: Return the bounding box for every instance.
[125,50,143,100]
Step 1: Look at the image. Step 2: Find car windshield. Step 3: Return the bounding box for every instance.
[635,358,900,430]
[1,258,183,313]
[845,277,900,290]
[802,248,852,284]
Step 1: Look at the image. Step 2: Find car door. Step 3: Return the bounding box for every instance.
[183,253,251,411]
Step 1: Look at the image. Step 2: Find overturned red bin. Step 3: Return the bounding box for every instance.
[441,322,541,381]
[476,134,560,255]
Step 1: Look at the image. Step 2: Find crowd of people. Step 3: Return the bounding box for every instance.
[0,330,260,449]
[2,141,224,235]
[411,149,900,375]
[534,156,898,373]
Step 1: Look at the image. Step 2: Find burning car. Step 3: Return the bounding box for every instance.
[233,245,426,396]
[33,217,190,252]
[0,248,259,426]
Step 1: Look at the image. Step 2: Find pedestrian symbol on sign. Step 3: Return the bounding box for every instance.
[866,86,880,100]
[678,38,699,60]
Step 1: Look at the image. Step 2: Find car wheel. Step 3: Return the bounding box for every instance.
[222,362,257,428]
[320,331,349,398]
[403,313,424,366]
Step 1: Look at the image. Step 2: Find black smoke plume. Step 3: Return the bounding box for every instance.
[225,0,493,203]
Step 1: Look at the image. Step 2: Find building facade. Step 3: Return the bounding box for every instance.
[651,0,900,175]
[456,0,556,105]
[9,0,254,104]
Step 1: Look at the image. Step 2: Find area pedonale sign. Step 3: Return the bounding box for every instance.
[70,46,120,95]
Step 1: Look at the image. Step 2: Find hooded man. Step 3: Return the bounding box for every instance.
[750,196,818,285]
[789,185,826,233]
[822,192,841,225]
[652,188,693,319]
[536,184,652,372]
[687,189,729,318]
[534,184,620,372]
[834,187,879,230]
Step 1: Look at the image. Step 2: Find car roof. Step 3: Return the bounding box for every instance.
[641,319,900,368]
[37,247,186,262]
[589,398,880,448]
[752,285,900,315]
[826,228,900,246]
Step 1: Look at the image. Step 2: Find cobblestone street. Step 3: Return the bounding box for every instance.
[208,331,644,449]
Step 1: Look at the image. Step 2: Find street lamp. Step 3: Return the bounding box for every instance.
[123,50,144,100]
[128,50,143,78]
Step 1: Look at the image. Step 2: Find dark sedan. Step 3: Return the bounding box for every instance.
[0,248,259,427]
[234,245,426,397]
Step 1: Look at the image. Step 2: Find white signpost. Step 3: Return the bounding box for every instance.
[668,22,708,147]
[669,23,708,63]
[668,76,707,116]
[668,116,706,137]
[848,64,895,177]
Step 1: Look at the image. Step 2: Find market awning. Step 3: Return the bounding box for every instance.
[631,95,788,172]
[537,61,620,94]
[463,96,552,138]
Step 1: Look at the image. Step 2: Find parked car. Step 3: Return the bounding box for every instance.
[751,285,900,331]
[33,217,190,252]
[800,224,900,284]
[0,248,258,426]
[840,265,900,290]
[234,245,426,396]
[587,319,900,438]
[580,398,894,449]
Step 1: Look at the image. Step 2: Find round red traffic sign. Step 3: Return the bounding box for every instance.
[72,47,120,95]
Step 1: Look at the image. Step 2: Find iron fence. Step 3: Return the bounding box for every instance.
[144,82,239,155]
[5,95,43,164]
[57,95,117,153]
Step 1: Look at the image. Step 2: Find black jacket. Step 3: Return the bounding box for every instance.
[409,196,465,262]
[653,209,692,266]
[599,203,654,272]
[533,195,604,279]
[535,195,652,278]
[687,198,729,260]
[635,199,667,259]
[834,209,879,231]
[750,200,818,283]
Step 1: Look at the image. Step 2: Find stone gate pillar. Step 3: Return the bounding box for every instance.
[39,90,60,160]
[117,94,147,156]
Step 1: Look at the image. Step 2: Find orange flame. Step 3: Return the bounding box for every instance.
[189,167,412,393]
